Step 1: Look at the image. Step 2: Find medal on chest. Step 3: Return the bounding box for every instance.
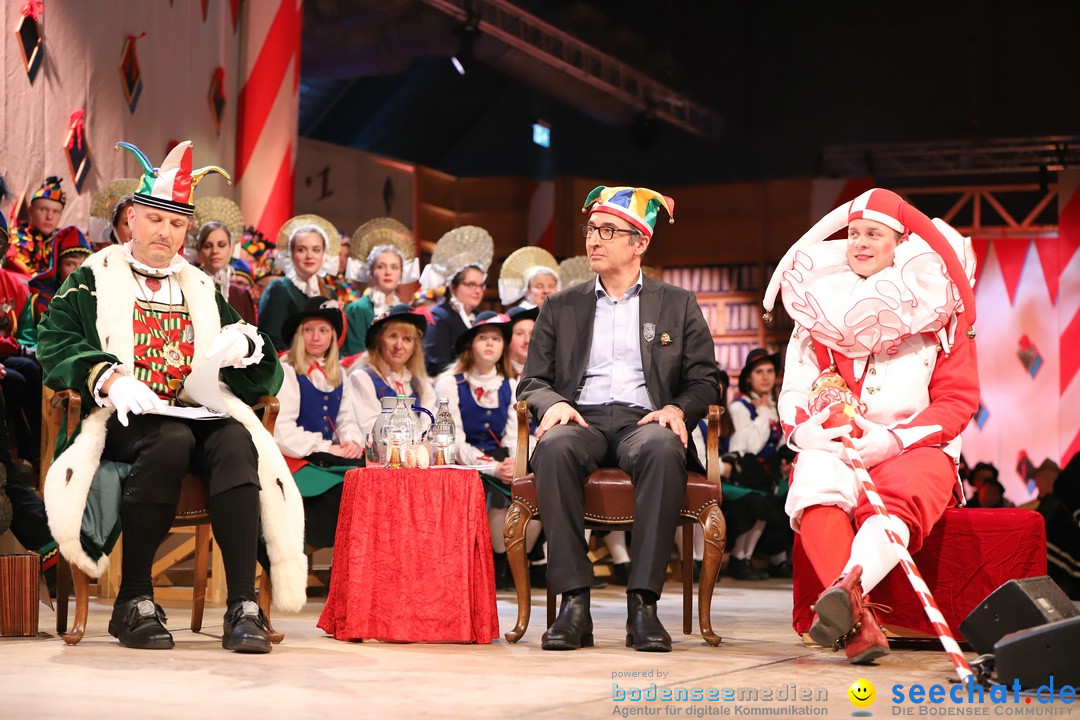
[162,341,185,367]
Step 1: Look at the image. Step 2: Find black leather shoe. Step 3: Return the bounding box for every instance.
[768,560,793,578]
[626,592,672,652]
[727,557,768,580]
[222,600,272,654]
[108,596,174,649]
[541,589,593,650]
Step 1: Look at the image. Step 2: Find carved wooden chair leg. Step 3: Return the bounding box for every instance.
[697,502,726,646]
[191,524,211,633]
[62,564,91,645]
[682,522,693,635]
[502,500,533,643]
[55,555,70,634]
[257,570,284,644]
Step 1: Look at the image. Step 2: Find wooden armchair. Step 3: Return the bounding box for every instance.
[43,389,281,645]
[503,401,727,645]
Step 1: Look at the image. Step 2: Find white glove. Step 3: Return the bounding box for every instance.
[206,325,251,368]
[789,407,850,454]
[849,415,902,468]
[107,375,166,427]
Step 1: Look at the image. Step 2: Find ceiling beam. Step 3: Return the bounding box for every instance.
[419,0,722,139]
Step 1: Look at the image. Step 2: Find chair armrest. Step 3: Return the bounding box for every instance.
[50,389,83,443]
[251,395,279,434]
[514,400,530,480]
[705,404,723,492]
[40,389,82,487]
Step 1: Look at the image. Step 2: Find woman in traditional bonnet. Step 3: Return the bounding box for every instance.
[498,246,561,311]
[341,218,420,356]
[192,196,256,324]
[257,214,340,351]
[419,226,494,375]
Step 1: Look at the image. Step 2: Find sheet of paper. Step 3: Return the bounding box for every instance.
[178,355,229,413]
[145,405,228,420]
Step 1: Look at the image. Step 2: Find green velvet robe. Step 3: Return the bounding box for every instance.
[37,245,309,612]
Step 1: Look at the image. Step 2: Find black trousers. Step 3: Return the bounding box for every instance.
[103,413,260,504]
[103,413,262,604]
[531,404,686,597]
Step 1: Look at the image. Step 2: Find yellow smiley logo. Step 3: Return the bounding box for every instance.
[848,678,876,708]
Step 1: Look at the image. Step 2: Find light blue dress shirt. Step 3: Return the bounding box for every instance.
[577,272,654,411]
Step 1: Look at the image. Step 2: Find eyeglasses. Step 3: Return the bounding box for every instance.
[459,281,487,291]
[579,223,639,242]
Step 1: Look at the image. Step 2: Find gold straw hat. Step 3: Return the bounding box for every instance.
[275,214,340,278]
[193,196,245,243]
[350,217,414,263]
[557,255,595,287]
[432,225,494,274]
[90,178,139,220]
[419,225,495,291]
[498,246,559,305]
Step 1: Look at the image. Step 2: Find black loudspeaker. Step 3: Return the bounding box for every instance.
[959,576,1078,655]
[994,616,1080,689]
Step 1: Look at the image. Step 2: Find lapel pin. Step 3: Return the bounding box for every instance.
[660,332,671,346]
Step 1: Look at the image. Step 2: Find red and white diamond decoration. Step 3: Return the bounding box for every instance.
[960,171,1080,503]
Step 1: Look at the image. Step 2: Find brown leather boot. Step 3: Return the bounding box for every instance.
[844,604,890,664]
[808,565,864,649]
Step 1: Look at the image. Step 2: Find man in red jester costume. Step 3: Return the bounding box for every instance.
[763,188,979,664]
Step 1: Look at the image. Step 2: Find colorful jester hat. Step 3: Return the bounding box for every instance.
[115,140,231,216]
[581,186,675,240]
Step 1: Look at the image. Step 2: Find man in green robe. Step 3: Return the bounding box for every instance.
[38,140,307,653]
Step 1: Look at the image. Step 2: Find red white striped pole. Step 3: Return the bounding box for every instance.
[840,437,975,686]
[235,0,303,239]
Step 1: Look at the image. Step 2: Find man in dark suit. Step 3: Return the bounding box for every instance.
[519,186,720,652]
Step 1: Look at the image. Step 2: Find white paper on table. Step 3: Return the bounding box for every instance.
[177,355,229,413]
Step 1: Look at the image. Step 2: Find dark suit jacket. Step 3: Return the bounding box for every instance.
[518,274,720,435]
[423,298,470,376]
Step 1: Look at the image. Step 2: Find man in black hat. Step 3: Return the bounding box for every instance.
[519,186,720,652]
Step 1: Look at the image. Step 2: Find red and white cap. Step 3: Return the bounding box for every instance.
[763,188,976,325]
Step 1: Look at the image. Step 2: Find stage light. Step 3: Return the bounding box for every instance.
[532,121,550,148]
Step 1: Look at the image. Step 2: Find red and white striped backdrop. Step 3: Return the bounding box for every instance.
[235,0,303,240]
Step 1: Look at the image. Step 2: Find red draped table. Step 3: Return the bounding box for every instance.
[317,467,500,643]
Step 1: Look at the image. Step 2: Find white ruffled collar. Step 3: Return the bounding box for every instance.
[290,273,323,298]
[779,236,964,358]
[449,294,475,326]
[367,288,399,317]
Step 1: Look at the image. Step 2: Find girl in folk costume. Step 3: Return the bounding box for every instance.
[341,218,421,356]
[274,298,365,549]
[723,348,793,580]
[193,196,256,325]
[420,226,494,375]
[766,188,979,664]
[348,304,435,436]
[433,311,527,589]
[498,246,561,311]
[257,214,341,351]
[505,305,538,380]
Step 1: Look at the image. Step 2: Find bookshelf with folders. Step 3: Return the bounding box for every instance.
[661,262,795,375]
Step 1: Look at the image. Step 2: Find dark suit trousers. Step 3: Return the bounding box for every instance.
[531,404,687,597]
